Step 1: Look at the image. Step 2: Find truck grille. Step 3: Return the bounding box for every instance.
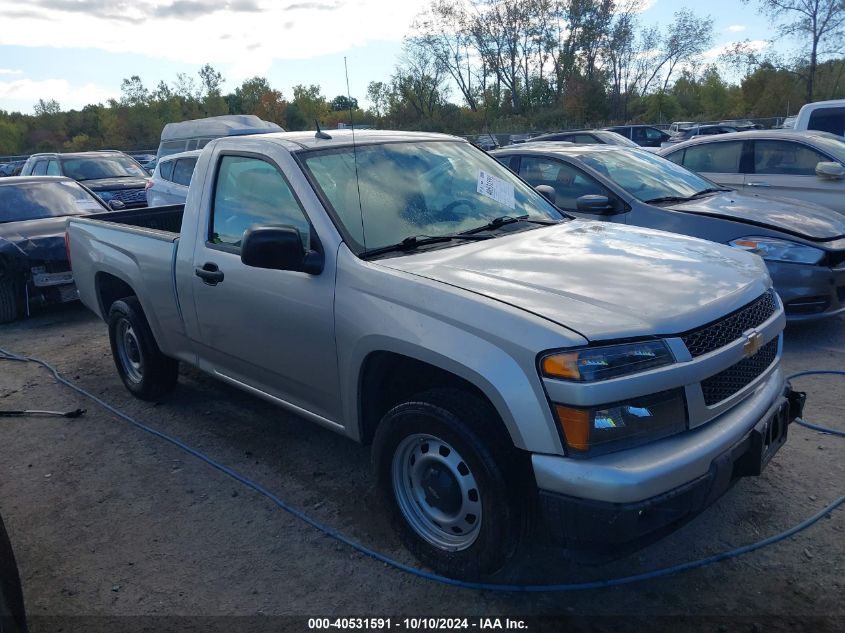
[680,290,777,357]
[106,188,147,207]
[701,338,778,406]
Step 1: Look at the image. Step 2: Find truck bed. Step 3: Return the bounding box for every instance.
[84,204,185,235]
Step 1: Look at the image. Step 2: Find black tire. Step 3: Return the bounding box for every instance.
[373,388,526,579]
[108,296,178,400]
[0,514,27,633]
[0,272,23,324]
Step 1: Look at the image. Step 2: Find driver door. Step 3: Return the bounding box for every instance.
[189,154,341,423]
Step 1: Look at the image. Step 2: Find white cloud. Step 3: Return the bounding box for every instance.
[726,25,746,33]
[702,39,768,60]
[0,78,116,105]
[0,68,23,75]
[0,0,429,93]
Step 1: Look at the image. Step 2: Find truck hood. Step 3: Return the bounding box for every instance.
[379,221,770,341]
[82,176,148,191]
[667,191,845,241]
[0,215,79,262]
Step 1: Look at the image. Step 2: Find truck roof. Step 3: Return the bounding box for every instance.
[213,129,461,151]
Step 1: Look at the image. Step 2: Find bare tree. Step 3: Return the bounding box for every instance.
[746,0,845,99]
[639,10,714,95]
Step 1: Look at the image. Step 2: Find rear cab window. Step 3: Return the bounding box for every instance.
[159,159,175,182]
[808,107,845,136]
[172,158,197,186]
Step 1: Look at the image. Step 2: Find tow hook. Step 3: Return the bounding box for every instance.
[785,383,806,423]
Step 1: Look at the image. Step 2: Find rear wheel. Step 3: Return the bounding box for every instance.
[373,388,526,579]
[108,297,178,400]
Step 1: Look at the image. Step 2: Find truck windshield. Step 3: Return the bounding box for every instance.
[0,181,105,223]
[60,155,148,181]
[301,141,563,252]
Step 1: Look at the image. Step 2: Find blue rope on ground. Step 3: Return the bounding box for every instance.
[1,347,841,593]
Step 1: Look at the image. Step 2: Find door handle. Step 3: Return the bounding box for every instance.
[747,182,771,187]
[195,262,224,285]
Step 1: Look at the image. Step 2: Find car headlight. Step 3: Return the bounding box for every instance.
[553,389,687,456]
[729,237,824,265]
[540,340,673,382]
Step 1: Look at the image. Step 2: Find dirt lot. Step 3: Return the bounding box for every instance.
[0,303,843,633]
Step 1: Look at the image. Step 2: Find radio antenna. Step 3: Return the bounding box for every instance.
[345,56,366,250]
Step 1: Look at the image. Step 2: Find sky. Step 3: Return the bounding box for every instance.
[0,0,777,115]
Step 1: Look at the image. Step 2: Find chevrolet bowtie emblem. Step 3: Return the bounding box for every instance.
[743,331,764,357]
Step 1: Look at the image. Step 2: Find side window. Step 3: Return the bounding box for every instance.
[663,149,684,165]
[211,155,311,250]
[32,160,48,176]
[571,134,600,144]
[186,139,198,151]
[197,138,211,149]
[46,160,60,176]
[681,141,743,173]
[172,157,197,186]
[753,140,828,176]
[645,128,664,141]
[808,107,845,136]
[631,128,647,143]
[159,159,175,182]
[519,156,609,210]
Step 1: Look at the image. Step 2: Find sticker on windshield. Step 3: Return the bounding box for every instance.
[75,200,102,210]
[477,170,515,209]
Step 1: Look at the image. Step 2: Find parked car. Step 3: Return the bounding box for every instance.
[530,129,639,147]
[67,130,802,578]
[603,125,670,147]
[668,121,696,134]
[0,176,109,322]
[0,161,25,177]
[145,150,200,206]
[792,99,845,137]
[492,143,845,320]
[472,133,500,150]
[719,119,762,131]
[664,125,739,146]
[20,151,149,209]
[158,114,283,159]
[0,511,27,633]
[777,115,797,129]
[658,130,845,214]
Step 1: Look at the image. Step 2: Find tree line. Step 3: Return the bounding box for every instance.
[0,0,843,155]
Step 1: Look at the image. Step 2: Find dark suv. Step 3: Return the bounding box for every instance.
[20,151,149,209]
[603,125,670,147]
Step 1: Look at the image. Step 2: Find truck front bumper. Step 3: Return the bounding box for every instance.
[533,379,804,548]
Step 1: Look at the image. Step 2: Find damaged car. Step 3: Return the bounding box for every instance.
[0,176,109,323]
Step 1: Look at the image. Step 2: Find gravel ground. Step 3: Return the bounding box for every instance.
[0,303,843,633]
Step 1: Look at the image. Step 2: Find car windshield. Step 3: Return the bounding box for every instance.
[60,155,148,181]
[302,140,563,252]
[0,180,104,223]
[809,134,845,163]
[578,149,721,202]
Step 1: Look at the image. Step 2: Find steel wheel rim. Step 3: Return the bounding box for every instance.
[391,433,482,551]
[116,318,144,384]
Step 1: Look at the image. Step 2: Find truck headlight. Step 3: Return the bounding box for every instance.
[729,237,824,265]
[554,388,687,455]
[540,340,673,382]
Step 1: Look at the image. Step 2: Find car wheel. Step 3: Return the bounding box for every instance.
[108,297,178,400]
[0,271,23,324]
[0,514,27,633]
[373,388,526,579]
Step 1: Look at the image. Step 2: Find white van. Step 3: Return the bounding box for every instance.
[793,99,845,138]
[156,115,283,159]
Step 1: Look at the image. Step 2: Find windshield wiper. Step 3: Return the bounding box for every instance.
[459,214,560,236]
[690,187,730,198]
[361,233,493,260]
[646,188,730,205]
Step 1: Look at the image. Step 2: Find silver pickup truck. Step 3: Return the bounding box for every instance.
[66,130,803,579]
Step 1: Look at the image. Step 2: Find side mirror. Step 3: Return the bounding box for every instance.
[534,185,556,203]
[816,161,845,179]
[241,225,324,274]
[576,194,616,214]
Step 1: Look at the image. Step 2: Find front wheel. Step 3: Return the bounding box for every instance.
[0,272,23,324]
[108,297,178,400]
[373,388,526,579]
